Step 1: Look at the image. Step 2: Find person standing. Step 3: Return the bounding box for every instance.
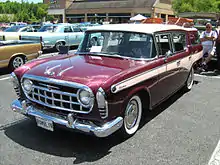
[200,23,217,71]
[214,27,220,73]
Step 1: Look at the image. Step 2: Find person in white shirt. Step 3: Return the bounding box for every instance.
[200,23,217,70]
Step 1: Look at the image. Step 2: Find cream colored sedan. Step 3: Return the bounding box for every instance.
[0,40,42,70]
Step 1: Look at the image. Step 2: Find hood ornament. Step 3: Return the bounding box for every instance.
[57,66,74,76]
[44,64,61,76]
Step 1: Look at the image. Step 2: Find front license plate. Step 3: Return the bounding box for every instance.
[35,116,54,131]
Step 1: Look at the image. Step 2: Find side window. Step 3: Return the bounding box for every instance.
[155,33,172,56]
[172,32,186,52]
[190,31,200,45]
[73,27,81,32]
[64,26,73,33]
[21,27,27,32]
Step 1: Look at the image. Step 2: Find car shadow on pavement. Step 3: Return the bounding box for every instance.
[0,67,11,76]
[4,118,126,164]
[4,87,193,164]
[139,89,186,129]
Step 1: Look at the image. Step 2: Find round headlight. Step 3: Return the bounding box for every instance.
[77,89,94,107]
[23,79,33,93]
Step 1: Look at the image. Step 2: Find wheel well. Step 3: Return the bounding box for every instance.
[56,41,66,45]
[9,54,26,64]
[137,90,151,110]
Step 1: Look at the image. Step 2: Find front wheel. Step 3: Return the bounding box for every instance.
[120,95,142,137]
[9,56,25,71]
[183,67,194,91]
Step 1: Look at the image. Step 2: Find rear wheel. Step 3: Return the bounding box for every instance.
[120,95,142,137]
[183,67,194,91]
[55,41,65,52]
[9,56,25,71]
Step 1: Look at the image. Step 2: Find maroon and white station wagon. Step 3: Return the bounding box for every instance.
[11,24,202,137]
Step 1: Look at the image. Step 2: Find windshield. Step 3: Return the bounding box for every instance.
[38,25,58,32]
[77,31,154,59]
[4,25,25,32]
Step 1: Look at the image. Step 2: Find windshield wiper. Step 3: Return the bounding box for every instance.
[76,52,130,59]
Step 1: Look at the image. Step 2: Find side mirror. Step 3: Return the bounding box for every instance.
[58,45,69,54]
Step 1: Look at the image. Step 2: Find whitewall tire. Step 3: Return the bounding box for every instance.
[184,67,194,91]
[121,95,142,136]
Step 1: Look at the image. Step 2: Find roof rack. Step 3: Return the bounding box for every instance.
[141,17,194,27]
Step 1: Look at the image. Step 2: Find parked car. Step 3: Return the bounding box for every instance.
[3,25,36,32]
[11,24,202,137]
[0,40,42,70]
[0,25,38,41]
[20,23,84,51]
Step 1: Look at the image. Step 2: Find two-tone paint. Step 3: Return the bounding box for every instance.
[11,24,203,136]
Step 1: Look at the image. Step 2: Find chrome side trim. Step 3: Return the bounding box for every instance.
[0,59,9,64]
[11,99,123,137]
[111,50,202,93]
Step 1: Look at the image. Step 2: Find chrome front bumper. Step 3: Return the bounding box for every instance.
[11,99,123,137]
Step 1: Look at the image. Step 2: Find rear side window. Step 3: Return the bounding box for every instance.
[172,32,186,52]
[64,26,73,33]
[155,33,172,56]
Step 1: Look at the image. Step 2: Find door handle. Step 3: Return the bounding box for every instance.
[177,60,181,66]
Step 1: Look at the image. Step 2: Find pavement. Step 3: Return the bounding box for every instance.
[0,52,220,165]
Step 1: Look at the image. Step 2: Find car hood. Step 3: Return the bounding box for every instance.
[24,54,144,89]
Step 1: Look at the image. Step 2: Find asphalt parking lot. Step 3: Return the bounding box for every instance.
[0,54,220,165]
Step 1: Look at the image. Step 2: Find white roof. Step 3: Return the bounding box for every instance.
[87,23,197,34]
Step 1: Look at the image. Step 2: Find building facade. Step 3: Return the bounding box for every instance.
[43,0,174,23]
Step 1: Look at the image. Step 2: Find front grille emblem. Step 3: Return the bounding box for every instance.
[39,83,60,90]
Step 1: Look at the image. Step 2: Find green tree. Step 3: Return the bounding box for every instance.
[0,1,48,23]
[0,14,10,22]
[172,0,220,14]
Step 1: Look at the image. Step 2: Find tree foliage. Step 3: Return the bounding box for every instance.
[172,0,220,14]
[0,1,48,23]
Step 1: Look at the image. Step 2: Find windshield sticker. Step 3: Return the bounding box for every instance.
[90,46,102,52]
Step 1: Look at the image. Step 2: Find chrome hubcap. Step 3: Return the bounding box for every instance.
[56,42,63,51]
[125,100,139,130]
[13,57,24,69]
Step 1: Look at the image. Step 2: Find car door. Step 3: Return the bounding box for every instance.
[63,26,74,46]
[171,31,191,88]
[72,26,84,45]
[153,32,182,103]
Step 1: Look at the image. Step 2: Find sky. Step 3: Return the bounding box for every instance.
[0,0,43,3]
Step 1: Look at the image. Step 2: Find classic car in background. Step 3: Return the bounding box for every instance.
[0,40,42,70]
[11,24,202,137]
[21,23,85,51]
[0,25,38,40]
[0,23,86,51]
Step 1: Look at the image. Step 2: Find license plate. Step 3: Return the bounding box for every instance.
[35,116,54,131]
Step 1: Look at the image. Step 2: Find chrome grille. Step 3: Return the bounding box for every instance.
[22,75,93,114]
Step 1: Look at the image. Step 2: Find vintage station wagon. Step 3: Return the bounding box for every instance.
[11,24,202,137]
